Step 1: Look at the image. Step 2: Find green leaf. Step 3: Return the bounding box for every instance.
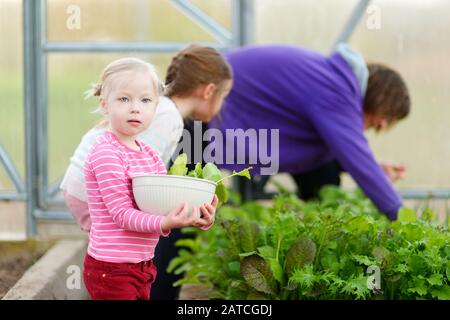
[233,168,251,180]
[216,182,229,207]
[398,207,417,222]
[240,255,277,295]
[202,163,222,182]
[351,254,377,267]
[239,221,260,253]
[187,170,198,178]
[284,237,316,276]
[194,162,203,178]
[427,274,443,286]
[227,261,241,278]
[431,285,450,300]
[407,255,428,274]
[268,258,286,285]
[216,167,253,184]
[168,153,188,176]
[393,263,409,273]
[174,238,200,251]
[221,219,241,251]
[257,246,276,260]
[289,264,316,290]
[239,251,258,257]
[446,261,450,282]
[167,257,187,274]
[407,279,428,296]
[340,273,371,300]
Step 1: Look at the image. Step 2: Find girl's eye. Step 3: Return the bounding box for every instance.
[142,98,152,103]
[118,97,129,102]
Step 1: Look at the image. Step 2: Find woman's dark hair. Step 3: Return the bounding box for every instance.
[364,63,410,124]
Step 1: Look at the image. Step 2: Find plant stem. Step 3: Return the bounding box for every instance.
[276,237,282,262]
[314,227,328,270]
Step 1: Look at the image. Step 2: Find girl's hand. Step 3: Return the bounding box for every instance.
[196,194,218,229]
[161,202,198,232]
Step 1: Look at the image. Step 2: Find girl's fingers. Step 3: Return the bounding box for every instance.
[211,194,219,208]
[194,218,209,227]
[179,203,189,215]
[205,203,215,214]
[200,206,211,219]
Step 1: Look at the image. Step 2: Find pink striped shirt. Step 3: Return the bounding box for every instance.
[84,130,169,263]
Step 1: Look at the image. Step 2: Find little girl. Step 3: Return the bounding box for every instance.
[61,45,231,232]
[82,57,215,300]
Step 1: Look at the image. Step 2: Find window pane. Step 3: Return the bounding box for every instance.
[255,0,357,53]
[0,0,23,191]
[47,0,232,43]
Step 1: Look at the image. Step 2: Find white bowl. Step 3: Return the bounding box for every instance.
[132,174,217,216]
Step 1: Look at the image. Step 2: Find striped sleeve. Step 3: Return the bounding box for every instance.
[88,145,169,236]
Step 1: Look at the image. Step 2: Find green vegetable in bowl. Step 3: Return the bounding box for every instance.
[168,153,189,176]
[168,153,253,207]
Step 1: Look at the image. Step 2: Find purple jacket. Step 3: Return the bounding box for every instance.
[208,45,402,219]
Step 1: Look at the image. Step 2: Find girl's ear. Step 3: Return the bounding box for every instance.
[202,83,217,100]
[99,96,108,115]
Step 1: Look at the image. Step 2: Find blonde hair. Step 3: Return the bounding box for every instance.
[86,57,163,127]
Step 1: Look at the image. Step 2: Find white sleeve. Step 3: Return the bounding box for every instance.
[60,127,106,201]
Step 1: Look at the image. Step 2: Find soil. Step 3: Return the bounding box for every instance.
[178,284,211,300]
[0,240,55,299]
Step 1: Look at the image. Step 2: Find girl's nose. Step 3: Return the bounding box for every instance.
[130,104,140,113]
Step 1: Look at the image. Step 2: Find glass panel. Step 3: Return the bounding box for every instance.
[47,0,232,43]
[350,0,450,189]
[0,0,23,191]
[255,0,357,53]
[191,0,232,29]
[47,53,173,185]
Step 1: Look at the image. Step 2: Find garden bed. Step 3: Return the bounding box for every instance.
[170,187,450,300]
[0,240,55,299]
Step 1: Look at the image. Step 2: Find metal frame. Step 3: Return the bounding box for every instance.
[332,0,372,49]
[0,0,448,237]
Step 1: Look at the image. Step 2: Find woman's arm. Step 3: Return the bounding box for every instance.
[308,98,402,220]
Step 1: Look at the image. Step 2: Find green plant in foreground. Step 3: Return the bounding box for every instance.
[168,186,450,300]
[168,153,252,207]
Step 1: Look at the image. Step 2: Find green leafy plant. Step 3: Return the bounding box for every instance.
[168,186,450,300]
[168,153,253,207]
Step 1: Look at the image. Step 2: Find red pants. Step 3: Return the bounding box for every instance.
[83,254,157,300]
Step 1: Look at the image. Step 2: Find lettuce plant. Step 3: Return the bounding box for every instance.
[168,186,450,300]
[168,153,252,207]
